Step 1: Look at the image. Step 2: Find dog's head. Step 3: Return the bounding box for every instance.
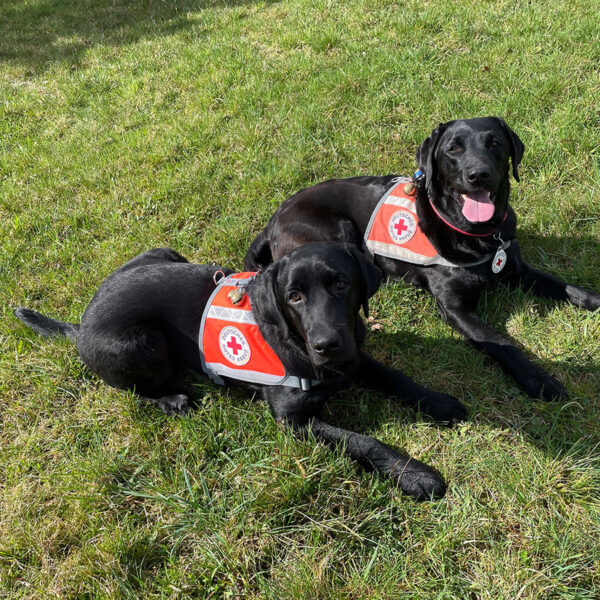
[416,117,524,227]
[250,242,382,373]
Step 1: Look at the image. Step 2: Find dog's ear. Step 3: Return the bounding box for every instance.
[415,121,452,191]
[346,246,383,318]
[496,117,524,182]
[249,261,290,341]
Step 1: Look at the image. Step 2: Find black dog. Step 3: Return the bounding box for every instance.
[15,244,466,500]
[244,117,600,401]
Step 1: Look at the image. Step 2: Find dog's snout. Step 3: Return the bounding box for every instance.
[466,168,490,186]
[313,336,340,356]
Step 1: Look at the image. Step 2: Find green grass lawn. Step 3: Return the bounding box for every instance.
[1,0,600,597]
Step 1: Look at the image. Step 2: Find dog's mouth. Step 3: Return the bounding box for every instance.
[309,351,354,370]
[459,190,496,223]
[312,356,357,378]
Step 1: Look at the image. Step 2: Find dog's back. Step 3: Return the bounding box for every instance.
[16,248,229,404]
[78,249,228,382]
[244,176,397,271]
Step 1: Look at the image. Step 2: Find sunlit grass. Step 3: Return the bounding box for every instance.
[1,0,599,597]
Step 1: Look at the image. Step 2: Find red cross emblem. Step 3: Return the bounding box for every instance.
[394,219,409,236]
[389,210,416,243]
[227,336,242,355]
[491,248,507,273]
[219,326,251,365]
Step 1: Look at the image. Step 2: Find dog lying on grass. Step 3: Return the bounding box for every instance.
[14,243,466,500]
[244,117,600,402]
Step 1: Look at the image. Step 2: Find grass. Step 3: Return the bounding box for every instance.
[1,0,600,597]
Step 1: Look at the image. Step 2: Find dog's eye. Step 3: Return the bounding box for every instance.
[488,139,500,148]
[335,280,348,291]
[289,291,302,304]
[448,144,462,153]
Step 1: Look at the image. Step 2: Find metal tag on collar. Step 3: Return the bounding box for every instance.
[403,169,424,195]
[227,277,252,305]
[491,232,509,274]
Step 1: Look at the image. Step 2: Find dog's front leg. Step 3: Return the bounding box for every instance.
[262,387,447,500]
[437,299,568,402]
[355,352,467,424]
[309,418,447,501]
[513,264,600,311]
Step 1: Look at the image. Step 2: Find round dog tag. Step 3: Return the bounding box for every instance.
[491,248,507,273]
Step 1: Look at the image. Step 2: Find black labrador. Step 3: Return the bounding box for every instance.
[14,243,466,500]
[244,117,600,402]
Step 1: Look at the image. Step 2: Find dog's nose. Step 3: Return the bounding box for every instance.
[466,169,490,185]
[313,337,341,356]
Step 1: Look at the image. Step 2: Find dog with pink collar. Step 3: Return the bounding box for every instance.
[245,116,600,402]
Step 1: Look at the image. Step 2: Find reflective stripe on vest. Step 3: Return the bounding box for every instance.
[364,178,493,268]
[199,272,318,390]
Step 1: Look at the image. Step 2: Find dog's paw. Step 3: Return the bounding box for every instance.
[391,459,447,501]
[152,394,191,416]
[521,369,568,402]
[416,392,468,425]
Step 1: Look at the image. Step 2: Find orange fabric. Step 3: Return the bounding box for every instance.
[201,273,286,383]
[365,180,438,259]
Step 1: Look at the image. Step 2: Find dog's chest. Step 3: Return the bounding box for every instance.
[198,273,317,391]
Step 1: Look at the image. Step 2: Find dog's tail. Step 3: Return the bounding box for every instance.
[14,307,79,343]
[243,228,273,271]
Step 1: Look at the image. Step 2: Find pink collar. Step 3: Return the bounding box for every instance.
[428,197,507,238]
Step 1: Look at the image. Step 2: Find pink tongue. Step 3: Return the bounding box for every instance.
[461,191,495,222]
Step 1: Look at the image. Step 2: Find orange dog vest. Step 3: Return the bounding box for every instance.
[199,272,318,390]
[364,178,457,266]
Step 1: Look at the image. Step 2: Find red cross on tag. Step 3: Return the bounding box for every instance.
[491,248,507,273]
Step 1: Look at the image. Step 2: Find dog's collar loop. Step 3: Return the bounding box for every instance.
[213,270,226,285]
[427,197,507,238]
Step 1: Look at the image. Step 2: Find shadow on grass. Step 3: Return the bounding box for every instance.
[517,229,600,291]
[324,226,600,464]
[0,0,278,72]
[349,327,599,459]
